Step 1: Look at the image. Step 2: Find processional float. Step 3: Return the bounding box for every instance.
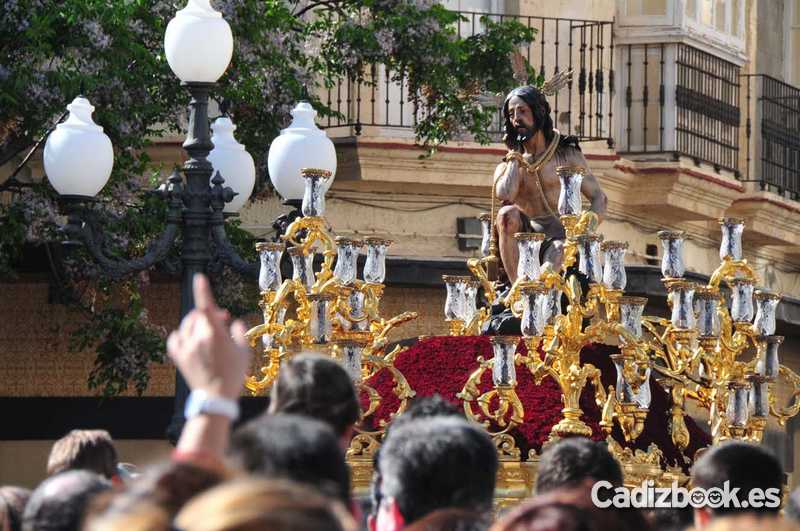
[243,158,800,500]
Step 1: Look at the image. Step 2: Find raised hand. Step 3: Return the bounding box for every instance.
[167,274,251,400]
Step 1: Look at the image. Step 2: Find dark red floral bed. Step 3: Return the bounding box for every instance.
[361,336,710,469]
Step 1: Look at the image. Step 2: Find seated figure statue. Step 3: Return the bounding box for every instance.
[493,84,608,282]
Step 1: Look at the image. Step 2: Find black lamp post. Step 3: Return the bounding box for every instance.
[44,1,259,442]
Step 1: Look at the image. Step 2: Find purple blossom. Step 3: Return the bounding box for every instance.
[82,20,112,49]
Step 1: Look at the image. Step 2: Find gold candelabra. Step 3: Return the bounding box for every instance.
[243,168,418,467]
[454,166,800,469]
[457,166,652,449]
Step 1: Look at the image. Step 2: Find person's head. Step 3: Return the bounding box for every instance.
[85,460,226,530]
[174,478,357,531]
[370,395,466,531]
[228,413,351,506]
[403,508,491,531]
[535,437,623,494]
[388,395,464,434]
[494,480,649,531]
[491,501,594,531]
[644,505,693,531]
[502,85,555,150]
[22,470,111,531]
[377,416,498,531]
[268,353,360,448]
[0,487,31,531]
[47,430,118,480]
[690,441,783,528]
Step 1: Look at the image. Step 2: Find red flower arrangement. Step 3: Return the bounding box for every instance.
[360,336,710,470]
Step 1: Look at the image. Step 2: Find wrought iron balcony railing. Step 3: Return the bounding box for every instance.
[617,43,742,175]
[742,74,800,200]
[321,12,615,144]
[321,14,800,201]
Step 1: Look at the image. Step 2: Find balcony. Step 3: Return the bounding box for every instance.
[741,74,800,201]
[310,10,800,258]
[726,74,800,247]
[320,11,615,144]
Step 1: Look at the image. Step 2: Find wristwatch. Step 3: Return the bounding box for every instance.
[184,389,240,421]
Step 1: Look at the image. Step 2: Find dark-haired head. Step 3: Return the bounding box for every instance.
[502,85,555,151]
[377,416,497,528]
[535,437,623,494]
[23,470,111,531]
[691,441,783,521]
[228,413,351,506]
[269,353,360,445]
[370,395,465,526]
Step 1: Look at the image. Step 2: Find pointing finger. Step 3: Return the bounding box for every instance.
[192,273,217,313]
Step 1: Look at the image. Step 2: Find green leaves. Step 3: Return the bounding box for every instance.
[1,0,538,396]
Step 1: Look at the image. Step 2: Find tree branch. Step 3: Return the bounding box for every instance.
[293,0,346,18]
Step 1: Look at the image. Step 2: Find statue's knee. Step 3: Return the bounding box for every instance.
[496,207,520,234]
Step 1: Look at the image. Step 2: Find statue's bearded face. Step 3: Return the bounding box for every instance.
[507,95,537,144]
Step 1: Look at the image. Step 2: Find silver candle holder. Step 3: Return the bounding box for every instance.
[748,374,770,418]
[333,237,362,286]
[336,339,365,383]
[307,292,334,344]
[576,233,603,284]
[555,165,585,216]
[461,278,480,323]
[726,381,750,428]
[753,290,780,336]
[520,283,548,338]
[256,242,284,292]
[364,237,391,284]
[288,246,315,293]
[443,275,466,322]
[667,280,695,330]
[719,217,744,261]
[618,296,647,340]
[756,335,783,380]
[490,336,518,387]
[300,168,331,217]
[601,241,628,290]
[730,278,755,323]
[695,287,721,338]
[479,213,492,258]
[657,230,686,279]
[515,232,545,282]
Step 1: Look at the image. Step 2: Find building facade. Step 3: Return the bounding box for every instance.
[1,0,799,488]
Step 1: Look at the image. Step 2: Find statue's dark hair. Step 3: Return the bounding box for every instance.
[502,85,555,151]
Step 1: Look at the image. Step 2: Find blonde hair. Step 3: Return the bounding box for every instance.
[174,478,357,531]
[86,502,170,531]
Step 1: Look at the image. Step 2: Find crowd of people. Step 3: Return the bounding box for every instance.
[3,274,800,531]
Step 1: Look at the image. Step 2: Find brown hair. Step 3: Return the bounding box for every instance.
[85,461,227,531]
[268,353,360,438]
[404,508,491,531]
[174,478,357,531]
[47,430,118,479]
[491,481,650,531]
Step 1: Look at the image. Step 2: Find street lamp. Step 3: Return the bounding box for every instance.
[267,100,337,237]
[43,0,260,442]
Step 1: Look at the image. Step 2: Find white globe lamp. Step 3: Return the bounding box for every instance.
[267,101,337,202]
[44,97,114,198]
[208,116,255,213]
[164,0,233,83]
